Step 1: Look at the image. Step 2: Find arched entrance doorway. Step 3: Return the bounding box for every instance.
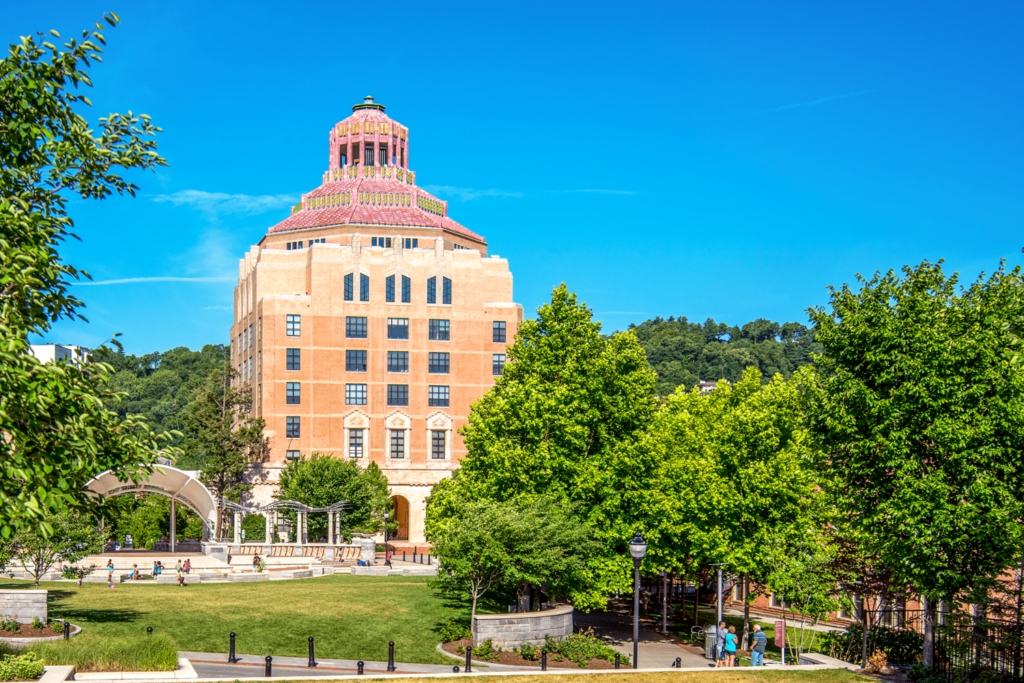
[85,465,218,551]
[390,495,410,541]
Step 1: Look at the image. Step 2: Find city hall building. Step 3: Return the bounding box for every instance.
[231,97,521,543]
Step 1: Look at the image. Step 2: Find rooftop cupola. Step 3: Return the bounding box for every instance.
[352,95,385,112]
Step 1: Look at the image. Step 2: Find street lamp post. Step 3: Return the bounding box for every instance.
[660,569,668,635]
[710,563,729,627]
[629,532,648,669]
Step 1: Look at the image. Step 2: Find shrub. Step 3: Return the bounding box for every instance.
[866,649,889,673]
[0,652,43,681]
[473,639,500,661]
[0,618,20,633]
[29,634,178,672]
[439,621,472,643]
[543,628,627,667]
[518,642,540,661]
[50,621,62,634]
[31,618,44,631]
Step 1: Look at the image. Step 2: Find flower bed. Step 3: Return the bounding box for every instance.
[441,629,631,669]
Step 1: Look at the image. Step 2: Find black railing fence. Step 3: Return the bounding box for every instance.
[935,612,1024,683]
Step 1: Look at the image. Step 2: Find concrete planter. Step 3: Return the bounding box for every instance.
[0,590,47,624]
[278,569,313,580]
[0,623,81,644]
[349,566,390,576]
[472,604,574,649]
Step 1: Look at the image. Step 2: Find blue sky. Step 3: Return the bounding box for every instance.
[13,1,1023,354]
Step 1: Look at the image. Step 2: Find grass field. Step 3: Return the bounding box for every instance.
[0,575,463,665]
[276,671,866,683]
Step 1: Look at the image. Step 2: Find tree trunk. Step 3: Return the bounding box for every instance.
[694,574,700,626]
[471,590,479,638]
[922,594,935,669]
[741,574,750,650]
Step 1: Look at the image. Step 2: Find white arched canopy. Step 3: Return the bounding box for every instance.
[86,465,217,551]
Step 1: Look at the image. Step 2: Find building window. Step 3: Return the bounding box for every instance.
[248,325,253,346]
[431,430,446,459]
[770,593,786,609]
[442,276,452,304]
[286,416,301,438]
[387,351,409,373]
[364,142,374,166]
[493,353,506,375]
[387,318,409,340]
[243,359,247,379]
[372,236,392,248]
[258,317,261,339]
[390,429,405,458]
[346,316,367,339]
[401,275,411,303]
[429,319,450,341]
[238,333,242,352]
[286,241,303,250]
[257,350,261,374]
[349,429,364,458]
[428,352,450,374]
[345,384,367,405]
[310,238,325,245]
[286,382,301,405]
[493,321,506,343]
[286,450,301,461]
[286,348,301,371]
[385,275,395,302]
[378,145,387,167]
[344,273,353,301]
[286,314,301,337]
[248,357,253,379]
[346,349,367,372]
[427,276,436,304]
[360,274,370,302]
[387,384,409,406]
[428,385,450,407]
[403,238,419,249]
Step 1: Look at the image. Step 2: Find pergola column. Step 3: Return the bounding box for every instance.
[169,499,176,553]
[265,514,272,545]
[328,511,334,545]
[301,512,308,544]
[233,511,241,544]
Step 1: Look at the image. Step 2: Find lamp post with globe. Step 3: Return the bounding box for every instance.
[629,532,648,669]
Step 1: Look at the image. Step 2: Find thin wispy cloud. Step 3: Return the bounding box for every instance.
[423,185,523,201]
[74,276,235,286]
[754,89,873,114]
[152,190,299,216]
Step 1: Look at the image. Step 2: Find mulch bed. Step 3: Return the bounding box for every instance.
[0,624,63,638]
[441,639,627,669]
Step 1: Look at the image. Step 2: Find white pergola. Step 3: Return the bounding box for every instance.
[218,498,350,545]
[85,465,217,551]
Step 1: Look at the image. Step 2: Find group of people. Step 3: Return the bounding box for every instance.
[251,555,266,572]
[715,621,769,667]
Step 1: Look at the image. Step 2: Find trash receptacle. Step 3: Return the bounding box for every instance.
[705,626,718,659]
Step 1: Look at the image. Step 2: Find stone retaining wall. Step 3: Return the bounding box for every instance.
[0,590,47,624]
[472,605,573,648]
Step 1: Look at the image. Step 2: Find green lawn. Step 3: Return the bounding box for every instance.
[0,575,463,665]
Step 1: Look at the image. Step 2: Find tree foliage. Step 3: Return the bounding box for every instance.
[0,14,172,538]
[0,509,103,587]
[276,453,390,538]
[806,260,1024,603]
[628,316,820,396]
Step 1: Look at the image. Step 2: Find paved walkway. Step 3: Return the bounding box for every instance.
[575,601,710,669]
[184,652,477,678]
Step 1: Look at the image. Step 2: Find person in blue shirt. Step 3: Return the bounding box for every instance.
[724,625,738,667]
[751,624,768,667]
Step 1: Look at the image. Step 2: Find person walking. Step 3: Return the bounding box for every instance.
[715,621,728,667]
[76,568,83,588]
[751,624,767,667]
[106,559,114,573]
[184,559,191,574]
[724,625,738,667]
[385,547,393,568]
[176,563,186,587]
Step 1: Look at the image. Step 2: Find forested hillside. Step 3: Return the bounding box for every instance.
[628,317,821,396]
[94,344,228,447]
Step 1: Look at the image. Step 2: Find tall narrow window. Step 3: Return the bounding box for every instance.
[346,350,367,372]
[349,429,364,458]
[344,273,353,301]
[345,384,367,405]
[286,314,301,336]
[429,319,450,341]
[401,275,411,303]
[257,350,261,373]
[428,352,450,374]
[428,385,450,407]
[493,321,507,343]
[387,351,409,373]
[360,273,370,301]
[364,142,374,166]
[387,318,409,340]
[427,276,436,304]
[346,316,367,339]
[286,348,301,370]
[390,429,405,458]
[387,384,409,406]
[286,416,301,438]
[249,357,253,379]
[286,382,301,405]
[379,145,388,167]
[431,430,446,459]
[493,354,506,376]
[248,325,253,346]
[385,275,395,302]
[443,277,452,305]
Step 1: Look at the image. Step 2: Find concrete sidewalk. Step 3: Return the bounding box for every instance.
[183,651,493,678]
[574,602,709,669]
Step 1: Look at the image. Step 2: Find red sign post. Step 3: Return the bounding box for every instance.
[775,620,786,664]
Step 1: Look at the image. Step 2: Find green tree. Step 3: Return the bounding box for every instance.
[806,260,1024,666]
[436,284,659,609]
[276,453,390,538]
[182,367,266,533]
[0,14,171,538]
[2,510,104,587]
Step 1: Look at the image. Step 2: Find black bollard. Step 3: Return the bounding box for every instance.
[541,649,547,671]
[675,657,681,668]
[357,661,364,675]
[147,627,153,637]
[453,666,460,673]
[387,640,396,672]
[615,653,620,670]
[264,656,272,677]
[403,552,407,562]
[465,646,472,673]
[427,554,431,565]
[308,636,317,667]
[63,622,70,641]
[229,632,237,663]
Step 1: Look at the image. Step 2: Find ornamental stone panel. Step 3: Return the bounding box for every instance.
[472,605,574,648]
